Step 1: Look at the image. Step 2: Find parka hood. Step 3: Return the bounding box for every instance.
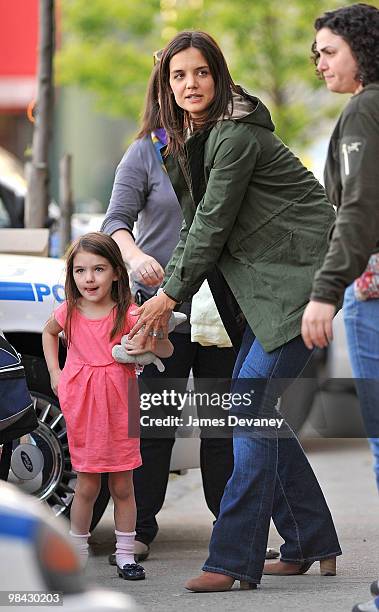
[227,90,275,132]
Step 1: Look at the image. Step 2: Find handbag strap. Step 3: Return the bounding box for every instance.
[151,130,167,172]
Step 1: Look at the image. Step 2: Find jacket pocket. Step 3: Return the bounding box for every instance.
[251,230,293,262]
[247,231,313,320]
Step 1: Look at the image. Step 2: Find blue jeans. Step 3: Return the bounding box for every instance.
[203,326,341,583]
[343,283,379,491]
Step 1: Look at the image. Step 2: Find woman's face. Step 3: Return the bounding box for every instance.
[169,47,215,121]
[315,27,362,94]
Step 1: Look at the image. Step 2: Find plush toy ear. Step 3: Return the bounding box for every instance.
[112,343,166,371]
[112,344,136,364]
[120,334,129,347]
[153,357,165,372]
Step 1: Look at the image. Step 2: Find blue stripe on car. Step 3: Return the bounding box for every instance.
[0,282,35,301]
[0,511,37,539]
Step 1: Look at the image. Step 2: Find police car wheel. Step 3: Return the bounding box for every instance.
[11,356,110,530]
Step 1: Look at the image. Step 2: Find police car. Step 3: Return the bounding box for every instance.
[0,251,200,528]
[0,481,137,611]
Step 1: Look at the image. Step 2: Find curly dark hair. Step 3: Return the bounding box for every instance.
[311,3,379,86]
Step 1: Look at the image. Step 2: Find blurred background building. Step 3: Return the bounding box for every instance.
[0,0,134,217]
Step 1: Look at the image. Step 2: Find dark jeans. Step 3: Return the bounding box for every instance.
[133,332,236,546]
[203,325,341,583]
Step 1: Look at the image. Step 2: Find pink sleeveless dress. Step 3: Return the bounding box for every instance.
[54,302,141,473]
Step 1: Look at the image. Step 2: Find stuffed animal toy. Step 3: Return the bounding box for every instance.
[112,311,187,372]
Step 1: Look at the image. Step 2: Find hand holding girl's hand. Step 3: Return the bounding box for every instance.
[49,368,61,396]
[122,335,149,355]
[301,300,336,349]
[128,292,177,348]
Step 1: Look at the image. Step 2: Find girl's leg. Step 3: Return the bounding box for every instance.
[109,471,145,579]
[109,470,136,532]
[70,472,101,533]
[70,472,101,566]
[109,471,139,570]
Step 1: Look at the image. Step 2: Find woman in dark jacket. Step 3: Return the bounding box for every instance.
[129,30,341,592]
[302,3,379,490]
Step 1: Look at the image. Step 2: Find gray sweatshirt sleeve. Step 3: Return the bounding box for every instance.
[101,140,148,237]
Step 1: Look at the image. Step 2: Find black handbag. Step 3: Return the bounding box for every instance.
[0,334,38,443]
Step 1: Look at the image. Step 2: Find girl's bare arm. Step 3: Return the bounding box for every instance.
[42,316,63,395]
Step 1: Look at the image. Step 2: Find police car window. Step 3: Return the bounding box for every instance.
[0,198,10,228]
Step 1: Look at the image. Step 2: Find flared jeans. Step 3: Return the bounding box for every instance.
[203,325,342,584]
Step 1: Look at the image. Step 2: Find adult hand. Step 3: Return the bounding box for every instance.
[129,292,177,348]
[128,253,164,287]
[123,335,149,355]
[301,300,336,349]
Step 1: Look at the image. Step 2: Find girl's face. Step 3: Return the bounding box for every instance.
[169,47,215,121]
[315,27,362,94]
[72,250,118,305]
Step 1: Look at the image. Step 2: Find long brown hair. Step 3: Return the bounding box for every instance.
[137,63,161,138]
[64,232,131,344]
[158,30,240,156]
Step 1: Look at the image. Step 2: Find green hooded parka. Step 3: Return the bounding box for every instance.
[163,92,335,352]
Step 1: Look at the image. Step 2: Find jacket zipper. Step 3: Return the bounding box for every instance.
[178,152,196,208]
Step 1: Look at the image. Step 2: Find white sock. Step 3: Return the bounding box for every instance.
[69,531,90,568]
[115,529,136,567]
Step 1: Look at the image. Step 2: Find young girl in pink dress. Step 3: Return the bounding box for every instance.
[42,232,173,580]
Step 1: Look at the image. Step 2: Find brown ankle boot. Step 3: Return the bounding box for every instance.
[263,560,312,575]
[185,571,257,592]
[263,557,336,576]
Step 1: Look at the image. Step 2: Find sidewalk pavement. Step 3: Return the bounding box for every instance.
[87,439,378,612]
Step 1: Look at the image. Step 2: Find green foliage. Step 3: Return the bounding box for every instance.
[58,0,352,146]
[57,0,161,118]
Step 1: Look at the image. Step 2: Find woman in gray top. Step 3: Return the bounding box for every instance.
[101,64,235,560]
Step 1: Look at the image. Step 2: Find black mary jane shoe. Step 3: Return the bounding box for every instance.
[117,563,146,581]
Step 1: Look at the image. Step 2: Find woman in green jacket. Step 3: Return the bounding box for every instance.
[129,30,341,592]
